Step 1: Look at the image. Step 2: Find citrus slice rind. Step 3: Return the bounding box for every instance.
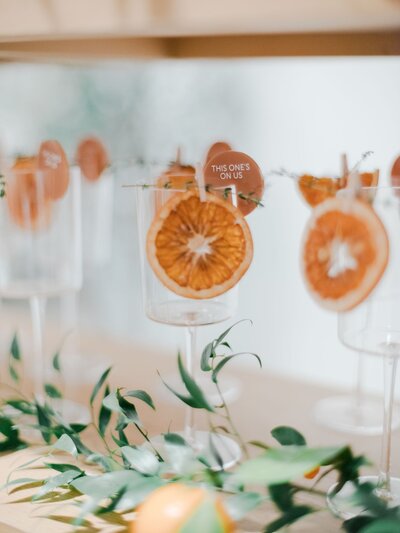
[146,190,253,299]
[301,197,388,312]
[298,175,340,208]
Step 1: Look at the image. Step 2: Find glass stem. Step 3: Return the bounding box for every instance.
[30,295,47,399]
[184,326,196,443]
[377,353,398,499]
[355,353,365,410]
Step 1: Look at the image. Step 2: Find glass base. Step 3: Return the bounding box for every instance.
[146,300,235,327]
[157,372,241,406]
[151,430,241,470]
[327,476,400,520]
[5,399,90,443]
[313,395,400,435]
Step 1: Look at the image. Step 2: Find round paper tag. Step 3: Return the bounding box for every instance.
[391,156,400,192]
[76,136,109,181]
[38,140,70,201]
[203,151,264,216]
[205,141,232,164]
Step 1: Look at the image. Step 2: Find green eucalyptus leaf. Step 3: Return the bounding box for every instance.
[123,390,155,410]
[86,453,123,473]
[271,426,306,446]
[116,390,140,424]
[52,434,78,457]
[44,383,62,399]
[6,399,36,415]
[121,446,160,476]
[216,319,249,345]
[235,446,344,486]
[52,351,61,372]
[8,363,19,383]
[114,477,163,512]
[32,469,82,501]
[35,402,52,444]
[103,391,121,413]
[99,385,112,437]
[201,342,215,372]
[72,470,142,500]
[224,492,264,521]
[90,366,112,406]
[45,463,83,474]
[164,353,214,412]
[269,483,294,512]
[10,334,21,361]
[264,505,313,533]
[180,496,225,533]
[164,433,187,446]
[212,352,261,383]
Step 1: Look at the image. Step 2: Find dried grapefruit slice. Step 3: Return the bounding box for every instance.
[156,161,196,191]
[147,190,253,299]
[298,175,340,208]
[302,197,388,312]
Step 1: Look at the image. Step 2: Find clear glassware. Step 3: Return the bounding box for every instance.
[0,164,83,419]
[327,186,400,518]
[313,352,399,435]
[134,169,243,469]
[81,167,114,270]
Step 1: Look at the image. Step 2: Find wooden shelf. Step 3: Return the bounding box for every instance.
[0,0,399,60]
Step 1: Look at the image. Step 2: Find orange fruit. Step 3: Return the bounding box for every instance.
[302,197,388,312]
[131,483,235,533]
[7,167,51,230]
[76,136,109,181]
[147,191,253,299]
[38,140,70,200]
[298,175,340,208]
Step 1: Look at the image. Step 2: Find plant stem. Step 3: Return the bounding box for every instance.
[215,380,249,459]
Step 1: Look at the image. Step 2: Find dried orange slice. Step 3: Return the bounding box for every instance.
[156,162,196,191]
[147,191,253,299]
[302,197,388,312]
[298,175,340,208]
[7,168,51,230]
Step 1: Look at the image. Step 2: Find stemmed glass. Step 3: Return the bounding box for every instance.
[327,186,400,518]
[0,164,83,418]
[134,165,244,469]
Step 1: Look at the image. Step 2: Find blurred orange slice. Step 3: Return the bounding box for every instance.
[76,136,109,181]
[7,161,51,230]
[302,197,388,312]
[156,162,196,191]
[147,191,253,299]
[298,175,340,208]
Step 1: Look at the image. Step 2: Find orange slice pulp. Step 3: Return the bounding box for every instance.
[302,197,388,312]
[146,190,253,299]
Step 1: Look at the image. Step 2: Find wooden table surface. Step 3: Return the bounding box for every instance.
[0,325,397,532]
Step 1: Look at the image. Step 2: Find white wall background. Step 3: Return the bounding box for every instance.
[0,57,399,395]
